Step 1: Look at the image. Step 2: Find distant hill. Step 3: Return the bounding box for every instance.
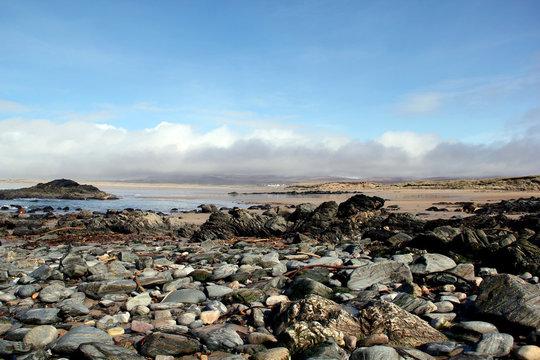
[0,179,118,200]
[287,175,540,192]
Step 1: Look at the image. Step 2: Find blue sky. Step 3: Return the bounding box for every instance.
[1,1,539,181]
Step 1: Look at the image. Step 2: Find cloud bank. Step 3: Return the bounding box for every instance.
[1,118,538,182]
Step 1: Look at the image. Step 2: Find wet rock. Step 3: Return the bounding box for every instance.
[53,326,114,355]
[139,332,200,357]
[475,274,540,329]
[347,260,413,290]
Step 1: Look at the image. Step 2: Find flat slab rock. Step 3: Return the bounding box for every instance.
[347,260,413,291]
[475,273,540,329]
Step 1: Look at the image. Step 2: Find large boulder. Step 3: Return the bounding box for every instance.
[475,274,540,330]
[271,295,363,354]
[356,301,447,347]
[192,209,271,241]
[337,194,385,217]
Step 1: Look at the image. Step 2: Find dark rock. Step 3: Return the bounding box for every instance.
[53,326,113,355]
[76,342,146,360]
[15,308,60,325]
[337,194,385,217]
[139,332,200,357]
[493,240,540,274]
[285,278,333,300]
[0,339,32,357]
[199,204,219,213]
[79,279,137,299]
[475,274,540,330]
[0,179,118,200]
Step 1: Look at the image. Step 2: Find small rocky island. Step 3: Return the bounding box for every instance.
[0,179,118,200]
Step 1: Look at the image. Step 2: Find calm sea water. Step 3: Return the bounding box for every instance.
[0,181,309,214]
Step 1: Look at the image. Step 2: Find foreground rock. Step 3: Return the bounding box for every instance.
[0,178,118,200]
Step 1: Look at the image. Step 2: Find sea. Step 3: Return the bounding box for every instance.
[0,181,310,214]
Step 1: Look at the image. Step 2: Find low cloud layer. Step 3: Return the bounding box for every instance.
[1,118,538,182]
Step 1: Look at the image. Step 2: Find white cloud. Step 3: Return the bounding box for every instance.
[60,110,118,122]
[0,99,33,113]
[0,118,538,181]
[394,93,444,116]
[376,131,440,157]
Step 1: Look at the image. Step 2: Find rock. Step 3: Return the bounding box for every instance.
[131,320,154,334]
[107,327,125,336]
[494,240,540,274]
[39,283,73,303]
[351,345,401,360]
[410,253,456,274]
[23,325,58,347]
[0,318,13,335]
[391,292,437,315]
[200,310,220,325]
[162,289,206,304]
[61,253,88,278]
[272,295,363,354]
[266,295,289,306]
[476,333,514,357]
[139,332,200,357]
[0,179,117,200]
[16,308,60,325]
[302,337,349,360]
[251,347,290,360]
[247,332,278,344]
[356,300,447,348]
[337,194,385,217]
[126,292,152,311]
[358,333,389,347]
[421,341,458,356]
[76,342,146,360]
[515,345,540,360]
[347,260,413,290]
[0,339,32,357]
[475,274,540,329]
[285,277,333,300]
[79,279,137,299]
[224,288,266,305]
[53,326,114,355]
[16,285,36,298]
[206,285,233,298]
[204,326,244,350]
[450,321,498,342]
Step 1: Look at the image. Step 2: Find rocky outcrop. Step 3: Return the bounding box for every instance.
[0,179,118,200]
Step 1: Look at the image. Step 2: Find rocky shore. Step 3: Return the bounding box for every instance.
[0,179,118,201]
[0,194,539,359]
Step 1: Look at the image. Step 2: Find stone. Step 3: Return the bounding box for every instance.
[0,339,32,357]
[177,312,197,326]
[266,295,289,306]
[126,292,152,311]
[410,253,457,275]
[16,308,60,325]
[392,292,437,315]
[421,341,458,356]
[53,326,114,355]
[272,295,363,354]
[351,345,400,360]
[515,345,540,360]
[131,320,153,334]
[60,301,90,316]
[347,261,413,290]
[285,277,333,300]
[79,279,137,299]
[61,253,88,278]
[107,327,125,336]
[162,289,206,304]
[200,310,220,324]
[206,285,233,298]
[302,337,349,360]
[251,347,290,360]
[76,342,146,360]
[475,274,540,329]
[16,285,36,298]
[39,283,73,303]
[476,333,514,357]
[0,318,13,335]
[247,332,278,344]
[356,300,447,348]
[358,333,389,347]
[435,301,454,313]
[139,332,200,357]
[204,326,244,350]
[22,325,58,348]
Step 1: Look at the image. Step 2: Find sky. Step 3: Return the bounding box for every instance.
[1,0,539,182]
